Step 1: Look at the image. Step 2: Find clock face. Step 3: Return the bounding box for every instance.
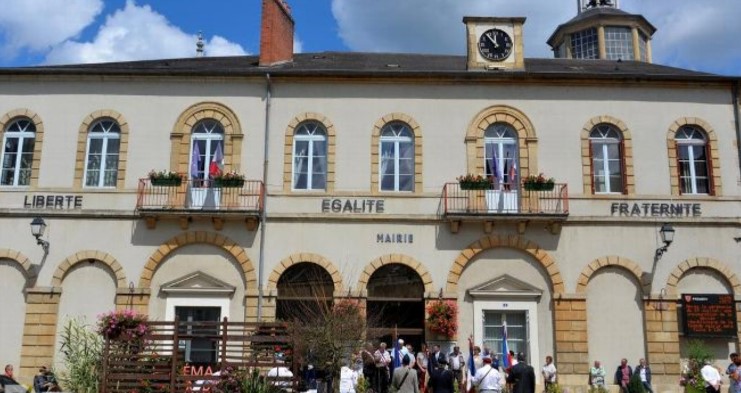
[478,28,513,61]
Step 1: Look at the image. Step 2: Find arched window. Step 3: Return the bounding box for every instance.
[1,118,35,186]
[676,126,710,194]
[276,263,334,322]
[484,123,518,188]
[379,122,414,192]
[190,119,225,181]
[292,121,327,190]
[84,119,120,187]
[589,124,624,194]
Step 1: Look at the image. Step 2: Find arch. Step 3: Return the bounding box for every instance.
[575,256,648,294]
[0,108,45,188]
[171,102,244,175]
[580,115,635,195]
[465,105,538,181]
[0,248,33,277]
[282,113,337,192]
[51,250,127,288]
[446,234,564,294]
[666,117,722,196]
[268,253,343,292]
[73,110,130,189]
[370,113,424,194]
[665,258,741,296]
[138,231,256,290]
[357,254,433,294]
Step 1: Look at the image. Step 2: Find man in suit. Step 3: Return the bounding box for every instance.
[506,353,535,393]
[391,355,419,393]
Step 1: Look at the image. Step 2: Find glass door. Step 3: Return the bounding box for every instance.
[176,306,221,365]
[482,310,528,362]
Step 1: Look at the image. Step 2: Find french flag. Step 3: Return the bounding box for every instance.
[502,321,510,368]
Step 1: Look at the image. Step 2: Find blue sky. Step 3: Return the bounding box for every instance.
[0,0,739,75]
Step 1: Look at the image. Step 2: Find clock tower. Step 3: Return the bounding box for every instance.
[464,17,526,71]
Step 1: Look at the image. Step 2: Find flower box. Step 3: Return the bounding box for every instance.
[214,178,245,188]
[151,177,182,187]
[523,173,555,191]
[457,174,491,190]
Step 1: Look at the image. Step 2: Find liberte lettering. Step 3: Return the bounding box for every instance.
[24,195,83,209]
[321,199,384,214]
[610,202,701,217]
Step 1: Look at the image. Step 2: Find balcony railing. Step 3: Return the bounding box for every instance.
[442,182,569,216]
[136,178,264,212]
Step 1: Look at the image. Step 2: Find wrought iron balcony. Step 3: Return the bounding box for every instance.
[135,178,264,230]
[442,182,569,233]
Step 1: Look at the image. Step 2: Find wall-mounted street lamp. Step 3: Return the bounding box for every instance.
[30,217,50,253]
[654,223,675,259]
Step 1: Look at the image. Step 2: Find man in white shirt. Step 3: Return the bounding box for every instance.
[702,361,722,393]
[449,346,466,390]
[472,357,503,393]
[340,362,359,393]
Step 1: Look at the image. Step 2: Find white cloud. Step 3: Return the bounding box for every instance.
[331,0,741,74]
[0,0,103,55]
[44,0,246,65]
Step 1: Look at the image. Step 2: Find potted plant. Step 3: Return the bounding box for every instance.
[523,173,555,191]
[213,170,245,188]
[148,170,183,186]
[457,174,491,190]
[426,299,458,338]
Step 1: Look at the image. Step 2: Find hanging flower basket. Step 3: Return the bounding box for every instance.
[97,310,150,342]
[426,300,458,338]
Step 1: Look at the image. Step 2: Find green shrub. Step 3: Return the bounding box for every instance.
[57,318,103,393]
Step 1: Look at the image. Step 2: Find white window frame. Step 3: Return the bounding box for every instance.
[676,126,709,195]
[292,121,327,191]
[83,119,120,188]
[379,122,414,192]
[1,118,35,187]
[474,299,541,382]
[590,125,623,194]
[189,119,225,181]
[484,124,518,189]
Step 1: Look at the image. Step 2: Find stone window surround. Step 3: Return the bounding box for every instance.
[580,115,634,195]
[666,117,721,196]
[0,109,45,189]
[73,110,129,189]
[282,113,337,192]
[371,113,423,194]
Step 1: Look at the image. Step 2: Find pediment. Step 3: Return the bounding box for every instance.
[161,271,236,296]
[467,274,543,299]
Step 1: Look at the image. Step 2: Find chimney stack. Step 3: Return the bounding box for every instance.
[259,0,295,66]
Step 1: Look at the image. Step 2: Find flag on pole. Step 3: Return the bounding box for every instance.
[393,339,402,369]
[486,143,501,183]
[191,143,201,179]
[209,142,224,177]
[466,337,476,393]
[501,321,510,369]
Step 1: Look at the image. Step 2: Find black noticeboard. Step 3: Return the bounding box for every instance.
[681,294,738,338]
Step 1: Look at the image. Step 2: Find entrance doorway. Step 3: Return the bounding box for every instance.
[366,264,425,349]
[175,306,221,364]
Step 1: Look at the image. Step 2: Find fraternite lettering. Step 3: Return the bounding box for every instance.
[321,199,385,214]
[610,202,701,217]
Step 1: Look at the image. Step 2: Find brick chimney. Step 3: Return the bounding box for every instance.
[259,0,295,66]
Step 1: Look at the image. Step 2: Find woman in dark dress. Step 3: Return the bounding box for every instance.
[428,356,455,393]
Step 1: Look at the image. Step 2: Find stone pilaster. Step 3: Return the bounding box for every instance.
[554,295,588,385]
[19,287,62,383]
[115,288,151,314]
[644,298,680,385]
[250,289,269,322]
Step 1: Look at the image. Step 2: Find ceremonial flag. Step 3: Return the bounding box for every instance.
[393,337,402,369]
[191,143,201,179]
[209,142,224,177]
[486,143,501,183]
[466,337,476,393]
[501,321,510,369]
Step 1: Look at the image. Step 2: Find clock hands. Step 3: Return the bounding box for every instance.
[486,32,499,48]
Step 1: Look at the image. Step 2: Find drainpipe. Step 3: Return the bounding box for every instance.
[257,73,272,321]
[733,81,741,177]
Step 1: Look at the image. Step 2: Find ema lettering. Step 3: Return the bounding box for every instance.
[321,199,384,213]
[610,202,700,217]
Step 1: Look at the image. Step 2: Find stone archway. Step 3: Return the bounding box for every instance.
[357,254,433,294]
[575,256,648,294]
[268,253,343,292]
[52,250,127,288]
[665,257,741,297]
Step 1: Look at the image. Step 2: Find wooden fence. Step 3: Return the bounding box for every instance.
[100,318,294,393]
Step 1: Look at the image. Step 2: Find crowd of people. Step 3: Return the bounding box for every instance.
[340,338,540,393]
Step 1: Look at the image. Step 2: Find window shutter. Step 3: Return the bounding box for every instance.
[705,141,715,196]
[619,137,628,195]
[674,140,683,195]
[588,141,595,194]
